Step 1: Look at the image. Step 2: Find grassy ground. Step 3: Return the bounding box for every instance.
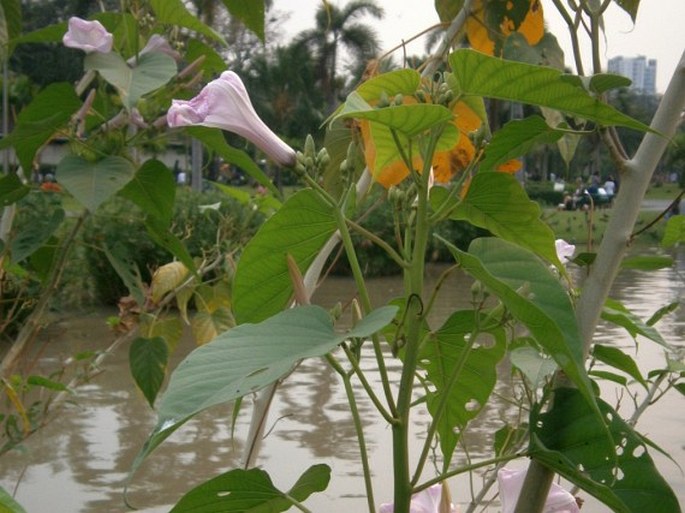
[543,207,666,246]
[644,183,683,200]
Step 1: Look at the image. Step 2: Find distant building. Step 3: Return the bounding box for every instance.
[607,56,657,95]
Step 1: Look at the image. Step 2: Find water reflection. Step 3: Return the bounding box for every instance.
[0,248,683,512]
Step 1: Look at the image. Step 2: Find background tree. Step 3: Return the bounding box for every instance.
[295,0,384,112]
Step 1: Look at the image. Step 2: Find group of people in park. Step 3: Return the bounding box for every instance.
[560,173,617,211]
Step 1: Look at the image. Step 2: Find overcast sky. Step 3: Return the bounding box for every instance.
[273,0,683,93]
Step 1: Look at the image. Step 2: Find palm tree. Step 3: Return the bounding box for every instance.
[295,0,384,112]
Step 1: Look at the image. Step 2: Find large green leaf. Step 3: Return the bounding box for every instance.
[57,155,135,212]
[233,189,337,324]
[441,237,597,413]
[187,126,279,197]
[150,0,225,44]
[479,116,565,171]
[119,159,175,224]
[0,483,27,513]
[0,172,29,207]
[221,0,265,41]
[420,310,506,468]
[532,387,678,513]
[129,336,168,408]
[84,51,176,109]
[601,298,671,350]
[10,207,64,264]
[129,305,397,480]
[448,49,651,132]
[170,464,330,512]
[0,83,81,172]
[450,172,561,266]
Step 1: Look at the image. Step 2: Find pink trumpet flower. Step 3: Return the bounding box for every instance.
[379,484,459,513]
[167,71,296,167]
[63,17,113,54]
[497,467,581,513]
[555,239,576,264]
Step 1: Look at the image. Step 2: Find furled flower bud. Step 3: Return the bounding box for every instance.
[167,71,296,167]
[497,467,580,513]
[128,34,181,64]
[63,17,113,54]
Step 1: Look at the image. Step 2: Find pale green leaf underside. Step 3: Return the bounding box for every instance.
[338,100,453,137]
[129,305,397,482]
[85,51,177,109]
[57,155,135,212]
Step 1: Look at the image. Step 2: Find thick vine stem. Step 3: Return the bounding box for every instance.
[514,49,685,513]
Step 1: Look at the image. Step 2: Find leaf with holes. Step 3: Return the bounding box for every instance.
[57,155,135,212]
[129,337,168,408]
[440,237,598,416]
[419,310,506,469]
[129,305,397,481]
[532,387,678,513]
[170,464,330,512]
[449,49,651,132]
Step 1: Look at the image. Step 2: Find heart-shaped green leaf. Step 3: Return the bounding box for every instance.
[57,155,135,212]
[119,159,176,224]
[85,51,177,109]
[532,387,679,513]
[420,310,506,468]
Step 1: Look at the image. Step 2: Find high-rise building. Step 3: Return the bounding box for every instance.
[607,56,657,95]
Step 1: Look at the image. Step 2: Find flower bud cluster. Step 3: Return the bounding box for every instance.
[295,135,330,176]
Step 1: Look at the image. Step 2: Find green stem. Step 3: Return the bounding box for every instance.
[346,218,409,269]
[334,207,397,414]
[327,353,377,513]
[342,344,396,424]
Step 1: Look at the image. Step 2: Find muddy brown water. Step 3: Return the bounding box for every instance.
[1,251,683,512]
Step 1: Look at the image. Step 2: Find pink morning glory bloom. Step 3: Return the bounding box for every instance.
[555,239,576,264]
[167,71,296,167]
[63,17,113,54]
[379,484,458,513]
[497,467,580,513]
